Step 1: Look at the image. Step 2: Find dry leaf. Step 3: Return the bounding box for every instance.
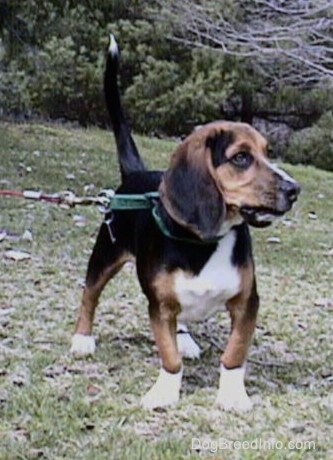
[266,237,281,244]
[0,306,15,316]
[10,375,27,386]
[66,173,76,180]
[44,364,68,378]
[73,215,88,227]
[86,384,102,397]
[314,298,333,309]
[4,250,31,261]
[22,230,33,241]
[84,184,95,193]
[282,219,296,228]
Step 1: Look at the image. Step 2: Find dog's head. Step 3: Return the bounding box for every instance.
[159,121,300,240]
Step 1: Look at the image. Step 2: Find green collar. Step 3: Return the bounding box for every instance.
[104,191,223,245]
[151,206,222,245]
[106,191,159,210]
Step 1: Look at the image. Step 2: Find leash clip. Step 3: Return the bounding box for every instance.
[97,189,116,243]
[97,189,115,214]
[104,215,116,244]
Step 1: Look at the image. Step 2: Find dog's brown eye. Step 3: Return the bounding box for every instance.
[230,152,253,169]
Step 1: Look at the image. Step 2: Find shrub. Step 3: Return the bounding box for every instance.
[124,47,236,135]
[0,62,31,117]
[285,111,333,171]
[26,35,106,125]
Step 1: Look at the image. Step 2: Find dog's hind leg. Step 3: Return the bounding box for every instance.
[71,221,132,356]
[176,323,201,359]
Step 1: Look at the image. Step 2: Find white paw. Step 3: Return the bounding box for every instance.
[215,364,253,412]
[70,334,96,356]
[141,367,183,409]
[177,331,201,359]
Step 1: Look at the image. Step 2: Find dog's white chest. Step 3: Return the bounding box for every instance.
[175,231,240,323]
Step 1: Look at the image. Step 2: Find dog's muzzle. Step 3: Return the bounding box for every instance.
[241,176,301,228]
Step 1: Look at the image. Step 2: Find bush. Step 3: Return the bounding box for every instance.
[0,66,31,117]
[285,111,333,171]
[26,35,106,125]
[1,1,331,138]
[124,47,236,135]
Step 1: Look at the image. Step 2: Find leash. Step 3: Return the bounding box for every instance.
[1,188,222,244]
[0,188,116,211]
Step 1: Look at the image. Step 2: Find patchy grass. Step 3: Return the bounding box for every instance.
[0,122,332,460]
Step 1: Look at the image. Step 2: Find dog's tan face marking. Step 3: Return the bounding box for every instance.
[208,122,276,207]
[207,122,300,227]
[160,120,300,236]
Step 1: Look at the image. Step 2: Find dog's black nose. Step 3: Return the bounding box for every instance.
[282,180,301,203]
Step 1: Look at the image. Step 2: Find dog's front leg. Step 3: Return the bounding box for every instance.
[141,302,183,409]
[216,283,259,412]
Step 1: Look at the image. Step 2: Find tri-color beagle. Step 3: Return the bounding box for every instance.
[71,35,300,411]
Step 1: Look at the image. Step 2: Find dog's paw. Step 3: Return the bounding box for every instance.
[70,334,96,356]
[215,364,253,412]
[140,367,183,410]
[177,331,201,359]
[216,390,253,412]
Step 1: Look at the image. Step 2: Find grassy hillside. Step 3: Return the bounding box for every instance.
[0,122,332,459]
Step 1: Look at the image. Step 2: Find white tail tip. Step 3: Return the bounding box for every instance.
[109,33,118,57]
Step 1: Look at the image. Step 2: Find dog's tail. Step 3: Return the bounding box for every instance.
[104,34,146,178]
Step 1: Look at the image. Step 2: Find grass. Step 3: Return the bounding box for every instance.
[0,121,332,460]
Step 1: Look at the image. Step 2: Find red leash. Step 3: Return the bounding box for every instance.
[0,188,114,210]
[0,189,61,203]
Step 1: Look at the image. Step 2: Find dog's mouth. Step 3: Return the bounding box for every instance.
[240,206,285,228]
[240,182,300,228]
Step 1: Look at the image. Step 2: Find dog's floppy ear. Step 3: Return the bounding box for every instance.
[159,132,228,240]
